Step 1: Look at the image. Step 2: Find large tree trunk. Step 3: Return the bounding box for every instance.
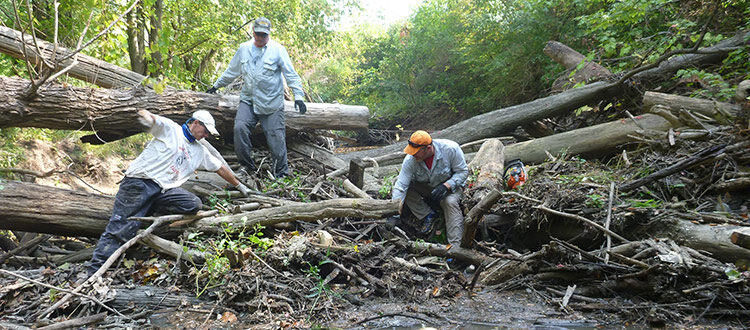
[0,181,111,237]
[0,76,369,142]
[544,40,613,92]
[0,181,396,238]
[642,91,739,124]
[0,26,146,88]
[503,113,674,164]
[339,30,750,162]
[638,218,750,263]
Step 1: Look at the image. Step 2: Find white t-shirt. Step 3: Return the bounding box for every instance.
[125,115,222,190]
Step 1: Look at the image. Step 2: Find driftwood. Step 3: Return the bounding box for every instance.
[287,141,379,191]
[504,113,674,164]
[640,217,750,263]
[544,40,613,91]
[0,76,369,143]
[643,91,739,124]
[340,30,750,162]
[0,234,49,264]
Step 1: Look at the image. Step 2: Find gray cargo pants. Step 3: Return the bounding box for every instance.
[234,101,289,178]
[404,182,464,245]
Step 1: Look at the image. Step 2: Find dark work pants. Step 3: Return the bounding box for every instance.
[87,177,201,274]
[234,101,289,178]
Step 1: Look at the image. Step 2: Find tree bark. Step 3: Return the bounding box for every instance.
[544,40,613,91]
[0,26,146,88]
[503,113,674,164]
[645,219,750,263]
[0,181,111,238]
[730,230,750,250]
[192,199,399,233]
[466,138,505,201]
[0,181,396,239]
[643,91,739,124]
[339,30,750,162]
[107,285,201,310]
[0,76,369,142]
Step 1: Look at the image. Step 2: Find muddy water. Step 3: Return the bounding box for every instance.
[326,289,601,329]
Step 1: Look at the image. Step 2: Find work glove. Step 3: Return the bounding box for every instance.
[236,183,251,197]
[430,184,450,202]
[206,86,217,94]
[295,100,307,114]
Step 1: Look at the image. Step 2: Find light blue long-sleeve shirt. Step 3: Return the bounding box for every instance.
[391,139,469,203]
[212,39,304,115]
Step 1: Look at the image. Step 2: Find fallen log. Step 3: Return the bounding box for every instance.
[0,181,111,237]
[503,113,675,164]
[544,40,613,91]
[461,189,502,248]
[107,285,202,310]
[0,76,369,143]
[0,181,398,243]
[638,217,750,263]
[0,26,145,88]
[192,198,399,233]
[36,312,107,330]
[392,238,490,267]
[340,30,750,162]
[466,138,505,202]
[643,91,739,124]
[730,230,750,250]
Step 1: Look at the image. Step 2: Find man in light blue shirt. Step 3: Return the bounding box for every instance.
[392,130,468,245]
[207,17,306,179]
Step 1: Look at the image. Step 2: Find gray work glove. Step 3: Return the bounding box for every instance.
[295,100,307,114]
[236,183,251,197]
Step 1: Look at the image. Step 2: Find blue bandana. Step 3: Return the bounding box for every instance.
[182,122,196,143]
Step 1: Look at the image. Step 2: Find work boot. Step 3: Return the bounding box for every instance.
[417,210,438,235]
[385,215,401,230]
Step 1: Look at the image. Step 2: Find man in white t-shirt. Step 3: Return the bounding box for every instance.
[87,109,251,275]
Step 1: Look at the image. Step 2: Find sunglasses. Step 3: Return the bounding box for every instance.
[408,140,429,149]
[255,32,268,38]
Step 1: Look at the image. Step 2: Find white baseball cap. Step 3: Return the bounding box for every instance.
[192,110,219,135]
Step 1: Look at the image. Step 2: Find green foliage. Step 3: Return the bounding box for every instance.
[626,199,662,208]
[585,194,606,208]
[186,219,273,296]
[675,69,735,101]
[378,174,397,199]
[263,172,309,201]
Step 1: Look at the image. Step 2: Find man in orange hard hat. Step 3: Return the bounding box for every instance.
[391,130,468,245]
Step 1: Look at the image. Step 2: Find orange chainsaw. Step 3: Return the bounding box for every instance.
[503,159,527,190]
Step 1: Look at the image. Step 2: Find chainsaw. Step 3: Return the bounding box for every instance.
[503,159,527,190]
